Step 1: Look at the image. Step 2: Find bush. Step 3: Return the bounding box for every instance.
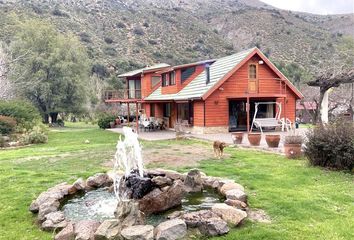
[133,27,145,36]
[20,125,48,145]
[0,100,41,130]
[98,115,116,129]
[304,121,354,171]
[284,135,303,144]
[0,115,17,135]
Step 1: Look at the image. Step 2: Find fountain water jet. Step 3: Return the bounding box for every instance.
[113,127,144,200]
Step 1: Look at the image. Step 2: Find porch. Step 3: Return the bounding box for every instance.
[107,126,308,154]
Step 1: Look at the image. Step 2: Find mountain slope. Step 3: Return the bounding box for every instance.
[0,0,353,80]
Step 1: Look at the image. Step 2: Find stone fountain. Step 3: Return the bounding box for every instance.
[29,127,249,240]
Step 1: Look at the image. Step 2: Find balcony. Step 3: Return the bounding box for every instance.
[104,89,142,101]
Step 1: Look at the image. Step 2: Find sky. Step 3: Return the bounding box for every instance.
[260,0,354,15]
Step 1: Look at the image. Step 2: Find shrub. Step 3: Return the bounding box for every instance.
[0,100,41,130]
[304,121,354,171]
[20,125,48,145]
[133,27,145,36]
[104,37,114,44]
[0,115,17,135]
[98,115,116,129]
[284,135,303,145]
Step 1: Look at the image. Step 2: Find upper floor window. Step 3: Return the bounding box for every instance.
[151,76,160,88]
[162,73,169,87]
[249,64,257,79]
[181,67,196,83]
[169,71,176,85]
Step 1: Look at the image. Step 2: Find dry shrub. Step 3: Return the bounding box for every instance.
[304,120,354,171]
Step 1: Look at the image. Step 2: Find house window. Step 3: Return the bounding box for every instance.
[249,64,257,79]
[151,76,160,88]
[163,103,171,117]
[181,67,196,83]
[169,71,176,85]
[205,64,210,84]
[128,79,141,99]
[162,73,169,87]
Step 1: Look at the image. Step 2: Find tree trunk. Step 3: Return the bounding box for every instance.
[50,112,59,123]
[320,89,329,123]
[44,114,49,124]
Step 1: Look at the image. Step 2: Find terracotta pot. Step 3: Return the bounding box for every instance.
[265,134,281,148]
[284,144,302,159]
[231,132,244,144]
[115,118,120,125]
[248,133,262,146]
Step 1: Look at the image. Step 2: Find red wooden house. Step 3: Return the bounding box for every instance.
[105,48,303,133]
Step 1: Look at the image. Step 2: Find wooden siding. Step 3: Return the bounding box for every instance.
[161,65,205,95]
[204,56,297,126]
[193,101,205,126]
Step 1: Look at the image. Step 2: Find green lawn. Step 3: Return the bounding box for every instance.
[0,124,352,240]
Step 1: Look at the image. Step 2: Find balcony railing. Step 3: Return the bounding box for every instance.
[104,89,142,100]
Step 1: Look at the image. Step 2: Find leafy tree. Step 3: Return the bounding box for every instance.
[275,62,311,88]
[9,19,90,123]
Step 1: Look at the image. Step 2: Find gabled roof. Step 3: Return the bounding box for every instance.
[156,59,216,74]
[145,47,303,101]
[118,63,170,78]
[145,48,255,101]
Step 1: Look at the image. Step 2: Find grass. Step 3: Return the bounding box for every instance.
[0,123,353,240]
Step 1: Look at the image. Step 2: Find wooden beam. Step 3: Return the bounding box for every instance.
[127,103,130,126]
[136,102,139,133]
[247,97,250,132]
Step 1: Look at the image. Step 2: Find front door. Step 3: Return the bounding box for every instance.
[229,100,248,131]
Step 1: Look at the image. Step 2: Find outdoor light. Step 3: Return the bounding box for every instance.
[259,60,264,64]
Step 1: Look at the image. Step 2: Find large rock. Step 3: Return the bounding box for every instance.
[202,177,222,189]
[225,189,247,202]
[138,180,186,214]
[86,173,112,189]
[30,183,72,213]
[41,211,67,231]
[74,220,101,240]
[121,225,154,240]
[153,169,185,181]
[184,169,203,193]
[219,182,244,195]
[125,173,155,199]
[224,199,247,209]
[198,218,229,237]
[155,219,187,240]
[182,210,219,228]
[55,222,75,240]
[37,198,61,222]
[151,176,173,187]
[212,203,247,226]
[115,200,144,227]
[94,219,122,240]
[73,178,86,191]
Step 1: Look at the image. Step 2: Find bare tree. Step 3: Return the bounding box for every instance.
[307,68,354,123]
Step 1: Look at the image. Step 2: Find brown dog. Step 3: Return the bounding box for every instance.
[213,141,227,159]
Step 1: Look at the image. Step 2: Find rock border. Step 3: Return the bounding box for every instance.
[30,169,249,240]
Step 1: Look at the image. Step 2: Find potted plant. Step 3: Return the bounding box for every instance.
[248,132,262,146]
[284,135,303,158]
[231,132,244,144]
[109,121,116,128]
[265,134,281,148]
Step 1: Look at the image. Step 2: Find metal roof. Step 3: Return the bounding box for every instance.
[118,63,170,77]
[145,48,255,101]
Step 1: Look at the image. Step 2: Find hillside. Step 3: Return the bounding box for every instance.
[0,0,353,83]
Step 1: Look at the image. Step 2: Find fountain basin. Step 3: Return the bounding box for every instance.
[30,169,248,239]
